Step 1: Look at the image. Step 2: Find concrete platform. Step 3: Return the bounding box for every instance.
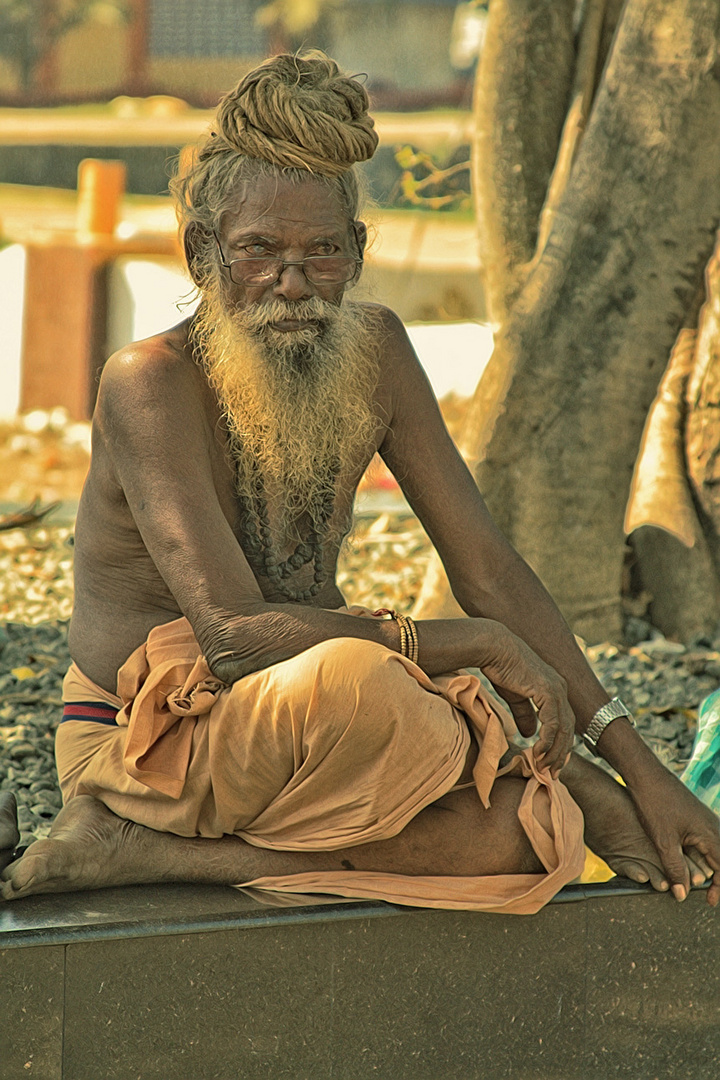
[2,881,718,1079]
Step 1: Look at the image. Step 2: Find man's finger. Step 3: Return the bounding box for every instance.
[533,729,573,777]
[684,855,709,889]
[508,699,537,738]
[685,846,714,880]
[532,698,574,772]
[654,841,691,901]
[708,871,720,908]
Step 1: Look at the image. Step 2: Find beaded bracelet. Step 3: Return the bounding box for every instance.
[373,608,419,665]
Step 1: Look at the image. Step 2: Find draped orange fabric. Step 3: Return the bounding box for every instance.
[57,616,586,914]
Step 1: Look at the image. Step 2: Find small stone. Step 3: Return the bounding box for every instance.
[8,742,38,759]
[646,716,681,741]
[642,638,686,656]
[28,780,55,794]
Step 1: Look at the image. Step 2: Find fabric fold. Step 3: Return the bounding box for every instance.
[58,614,586,914]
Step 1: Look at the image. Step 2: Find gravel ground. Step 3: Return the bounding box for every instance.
[2,517,719,851]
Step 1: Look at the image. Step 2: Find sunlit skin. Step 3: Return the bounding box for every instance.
[2,175,720,904]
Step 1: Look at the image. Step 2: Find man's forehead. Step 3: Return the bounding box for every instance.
[221,175,351,243]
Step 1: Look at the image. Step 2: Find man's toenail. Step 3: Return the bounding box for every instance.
[672,884,687,901]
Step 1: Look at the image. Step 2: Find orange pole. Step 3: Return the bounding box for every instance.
[76,159,127,237]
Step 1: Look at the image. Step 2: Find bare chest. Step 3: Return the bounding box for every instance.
[207,422,369,602]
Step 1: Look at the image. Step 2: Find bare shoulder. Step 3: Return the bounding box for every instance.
[97,320,205,419]
[359,302,414,358]
[93,320,218,484]
[356,301,424,405]
[357,301,437,417]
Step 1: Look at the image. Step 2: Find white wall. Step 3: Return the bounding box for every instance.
[107,256,493,399]
[0,244,25,418]
[1,250,493,419]
[106,256,199,355]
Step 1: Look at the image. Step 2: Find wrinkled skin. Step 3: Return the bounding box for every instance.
[3,174,719,905]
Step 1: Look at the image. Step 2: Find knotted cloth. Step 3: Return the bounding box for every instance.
[57,616,587,915]
[209,52,378,177]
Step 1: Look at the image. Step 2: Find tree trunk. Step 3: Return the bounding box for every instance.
[630,526,720,641]
[416,0,720,644]
[625,326,720,641]
[687,235,720,577]
[414,0,576,623]
[626,236,720,640]
[596,0,627,82]
[472,0,575,323]
[625,328,700,550]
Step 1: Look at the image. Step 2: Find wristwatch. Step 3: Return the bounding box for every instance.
[582,697,634,753]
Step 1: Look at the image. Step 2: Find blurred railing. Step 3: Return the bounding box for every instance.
[0,107,473,152]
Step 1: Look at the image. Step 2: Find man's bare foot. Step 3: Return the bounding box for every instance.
[0,795,172,900]
[0,795,329,901]
[562,753,709,896]
[2,779,551,901]
[0,792,21,875]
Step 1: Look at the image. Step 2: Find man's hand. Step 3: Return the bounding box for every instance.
[477,625,576,777]
[626,765,720,906]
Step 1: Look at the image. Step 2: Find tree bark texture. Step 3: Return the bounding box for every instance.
[630,526,720,642]
[471,0,575,322]
[417,0,720,644]
[596,0,628,85]
[625,328,700,549]
[626,235,720,640]
[687,236,720,577]
[625,331,720,641]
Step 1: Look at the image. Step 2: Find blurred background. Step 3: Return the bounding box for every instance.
[2,1,719,850]
[0,0,492,512]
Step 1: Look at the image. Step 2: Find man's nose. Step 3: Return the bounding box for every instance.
[272,262,313,301]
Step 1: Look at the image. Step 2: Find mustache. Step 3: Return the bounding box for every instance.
[234,296,338,334]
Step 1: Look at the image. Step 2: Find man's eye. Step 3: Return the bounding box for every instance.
[243,244,270,257]
[313,244,338,257]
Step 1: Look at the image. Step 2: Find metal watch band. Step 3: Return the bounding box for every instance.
[582,697,634,752]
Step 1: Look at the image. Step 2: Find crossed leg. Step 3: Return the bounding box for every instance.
[0,776,540,900]
[1,752,708,901]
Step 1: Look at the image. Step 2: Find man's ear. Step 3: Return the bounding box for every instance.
[353,220,368,259]
[183,223,208,287]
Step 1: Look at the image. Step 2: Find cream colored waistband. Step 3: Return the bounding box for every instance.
[62,661,123,709]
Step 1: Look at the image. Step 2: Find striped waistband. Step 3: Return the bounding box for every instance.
[61,701,119,726]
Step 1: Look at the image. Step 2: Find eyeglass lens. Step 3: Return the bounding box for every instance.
[229,256,357,286]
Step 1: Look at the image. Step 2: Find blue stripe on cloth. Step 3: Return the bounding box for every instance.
[61,701,119,726]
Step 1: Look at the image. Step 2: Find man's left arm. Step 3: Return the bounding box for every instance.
[377,309,608,732]
[377,308,720,904]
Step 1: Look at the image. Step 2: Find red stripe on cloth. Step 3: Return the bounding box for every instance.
[62,703,118,718]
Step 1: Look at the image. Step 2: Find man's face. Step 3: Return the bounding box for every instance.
[193,171,378,542]
[215,173,363,331]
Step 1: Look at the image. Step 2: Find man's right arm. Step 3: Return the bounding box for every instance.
[98,346,574,768]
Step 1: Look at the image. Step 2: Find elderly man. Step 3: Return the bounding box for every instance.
[2,53,719,911]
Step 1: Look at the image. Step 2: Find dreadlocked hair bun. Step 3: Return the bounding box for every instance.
[210,51,378,178]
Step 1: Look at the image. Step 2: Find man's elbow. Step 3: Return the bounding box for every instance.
[197,605,290,684]
[208,652,264,685]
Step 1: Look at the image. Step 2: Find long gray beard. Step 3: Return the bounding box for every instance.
[191,287,380,542]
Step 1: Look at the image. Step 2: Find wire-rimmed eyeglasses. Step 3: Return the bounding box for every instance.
[214,234,362,287]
